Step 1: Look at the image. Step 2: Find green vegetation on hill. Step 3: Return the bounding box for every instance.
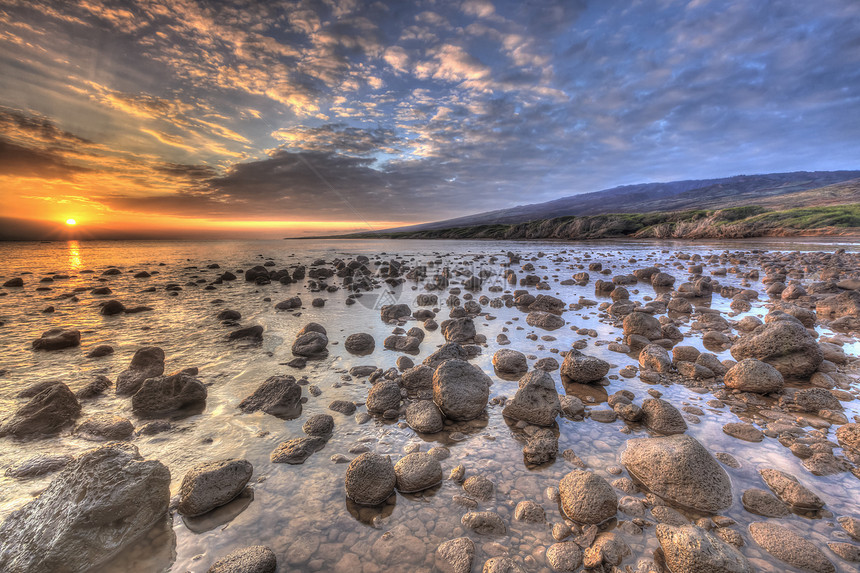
[337,203,860,241]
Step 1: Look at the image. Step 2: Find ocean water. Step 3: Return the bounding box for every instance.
[0,238,858,573]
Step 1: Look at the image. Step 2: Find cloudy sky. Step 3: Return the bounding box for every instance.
[1,0,858,238]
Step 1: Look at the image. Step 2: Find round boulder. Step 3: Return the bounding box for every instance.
[558,470,617,524]
[394,452,443,493]
[724,359,784,393]
[560,350,609,383]
[432,359,491,421]
[345,452,396,506]
[178,459,253,517]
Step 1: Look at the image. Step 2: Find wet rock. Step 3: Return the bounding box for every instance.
[345,453,396,505]
[759,468,824,509]
[749,522,834,573]
[433,359,491,421]
[116,346,165,395]
[239,375,302,419]
[435,537,475,573]
[546,541,583,571]
[442,317,477,342]
[274,297,302,310]
[514,500,545,523]
[741,488,790,517]
[651,505,687,525]
[730,319,823,379]
[270,437,326,464]
[208,545,277,573]
[292,331,328,357]
[345,333,375,354]
[32,328,81,351]
[462,511,506,535]
[623,311,662,340]
[656,524,753,573]
[75,414,134,441]
[100,299,126,315]
[401,365,434,393]
[560,350,609,383]
[641,398,687,435]
[526,311,565,330]
[0,382,81,437]
[406,400,444,433]
[722,422,763,442]
[228,325,263,341]
[560,395,585,418]
[216,309,241,321]
[329,400,357,415]
[502,370,561,426]
[381,304,411,323]
[793,388,841,412]
[463,475,495,500]
[366,379,401,414]
[839,516,860,540]
[558,470,617,524]
[837,423,860,453]
[394,452,442,493]
[523,431,559,465]
[302,414,334,437]
[639,344,673,373]
[492,349,528,374]
[723,359,784,393]
[3,277,23,287]
[131,373,207,417]
[483,557,525,573]
[86,345,114,358]
[4,454,74,479]
[0,443,170,573]
[827,542,860,562]
[621,434,732,513]
[178,459,253,517]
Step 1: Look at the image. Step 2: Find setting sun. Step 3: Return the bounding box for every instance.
[65,218,77,226]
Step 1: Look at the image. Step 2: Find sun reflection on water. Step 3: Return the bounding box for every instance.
[67,240,82,269]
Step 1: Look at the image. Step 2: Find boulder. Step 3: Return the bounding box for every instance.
[641,398,687,435]
[730,320,823,379]
[836,423,860,453]
[0,383,81,437]
[623,312,662,340]
[741,488,789,517]
[639,344,672,373]
[270,437,326,464]
[116,346,165,396]
[292,331,328,357]
[656,524,753,573]
[32,328,81,351]
[208,546,277,573]
[545,541,583,571]
[394,453,443,493]
[345,452,396,505]
[759,468,823,509]
[131,373,207,417]
[178,459,253,517]
[0,443,170,573]
[401,365,434,393]
[483,557,525,573]
[441,317,477,342]
[621,434,732,513]
[228,325,263,340]
[435,537,475,573]
[302,414,334,437]
[406,400,444,433]
[238,375,302,419]
[558,470,617,524]
[345,333,375,355]
[432,359,491,421]
[502,370,561,426]
[749,522,834,573]
[793,388,841,412]
[74,414,134,441]
[366,379,401,414]
[461,511,506,535]
[723,359,784,393]
[560,350,609,383]
[492,349,528,374]
[381,304,411,322]
[526,311,565,330]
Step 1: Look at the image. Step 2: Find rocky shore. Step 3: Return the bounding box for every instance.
[1,241,859,572]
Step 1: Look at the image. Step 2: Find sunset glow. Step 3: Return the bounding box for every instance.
[65,219,77,226]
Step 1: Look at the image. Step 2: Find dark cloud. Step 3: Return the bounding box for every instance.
[0,138,90,179]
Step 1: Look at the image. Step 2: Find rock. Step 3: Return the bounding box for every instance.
[302,414,334,437]
[86,345,114,358]
[621,434,732,513]
[560,350,609,383]
[560,395,585,418]
[131,373,207,417]
[492,349,528,374]
[270,437,326,464]
[558,470,617,524]
[32,328,81,351]
[0,443,170,573]
[837,423,860,453]
[381,304,411,322]
[178,459,253,517]
[0,382,81,437]
[345,452,396,505]
[244,266,269,282]
[228,325,263,340]
[329,400,357,415]
[502,370,561,426]
[208,546,277,573]
[4,454,74,479]
[216,309,241,321]
[435,537,475,573]
[394,452,443,493]
[759,468,824,509]
[623,311,662,340]
[839,516,860,540]
[100,299,126,315]
[514,500,545,523]
[384,335,421,352]
[722,423,763,442]
[641,398,687,435]
[827,542,860,562]
[402,365,434,393]
[274,297,302,310]
[526,311,565,330]
[432,359,491,421]
[442,317,477,342]
[749,522,834,573]
[463,475,495,500]
[656,524,753,573]
[723,359,784,393]
[639,344,672,373]
[741,488,789,517]
[74,414,134,441]
[3,277,23,287]
[483,557,525,573]
[523,432,559,465]
[406,400,444,433]
[461,511,506,535]
[292,331,328,357]
[116,346,165,395]
[238,375,302,419]
[730,320,823,379]
[585,532,630,567]
[366,379,401,414]
[345,333,375,354]
[793,388,841,412]
[546,541,583,571]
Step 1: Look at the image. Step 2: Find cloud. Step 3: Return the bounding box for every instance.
[0,138,90,179]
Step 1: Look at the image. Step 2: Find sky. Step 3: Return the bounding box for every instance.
[1,0,858,239]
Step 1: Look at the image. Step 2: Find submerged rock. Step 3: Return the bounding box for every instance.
[345,452,396,505]
[558,470,617,524]
[0,382,80,437]
[32,328,81,351]
[238,375,302,419]
[656,524,753,573]
[0,443,170,573]
[207,546,277,573]
[394,452,443,493]
[178,459,253,517]
[116,346,165,396]
[4,454,74,479]
[131,373,207,417]
[749,522,834,573]
[270,437,326,464]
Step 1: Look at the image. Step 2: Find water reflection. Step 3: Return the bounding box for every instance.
[67,240,82,269]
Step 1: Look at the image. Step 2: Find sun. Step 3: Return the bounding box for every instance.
[65,218,77,226]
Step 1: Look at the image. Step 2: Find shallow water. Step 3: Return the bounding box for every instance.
[1,237,859,573]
